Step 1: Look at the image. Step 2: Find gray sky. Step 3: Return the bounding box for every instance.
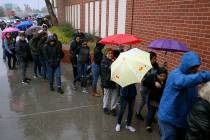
[0,0,46,10]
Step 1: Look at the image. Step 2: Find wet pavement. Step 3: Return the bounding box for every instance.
[0,37,159,140]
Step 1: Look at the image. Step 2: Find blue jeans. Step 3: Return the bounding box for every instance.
[74,63,87,87]
[47,64,61,89]
[158,120,186,140]
[32,55,41,76]
[117,96,135,126]
[137,86,150,114]
[40,60,47,78]
[146,103,157,126]
[92,63,100,89]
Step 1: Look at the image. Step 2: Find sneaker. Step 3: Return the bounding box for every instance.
[126,125,136,132]
[72,83,76,90]
[146,126,152,132]
[33,75,38,79]
[25,78,31,82]
[103,108,110,115]
[57,88,64,94]
[135,113,144,120]
[21,80,29,85]
[110,109,117,116]
[82,88,89,94]
[115,124,121,132]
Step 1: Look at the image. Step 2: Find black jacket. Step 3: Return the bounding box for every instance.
[38,36,47,60]
[93,43,104,65]
[29,34,41,55]
[101,57,116,89]
[75,46,90,65]
[69,40,80,65]
[43,37,63,68]
[186,98,210,140]
[15,39,30,62]
[143,74,166,104]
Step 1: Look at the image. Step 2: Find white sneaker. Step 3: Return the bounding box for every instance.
[115,124,121,132]
[126,125,136,132]
[33,75,37,79]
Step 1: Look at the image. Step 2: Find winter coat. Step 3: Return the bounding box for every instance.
[93,43,104,65]
[185,98,210,140]
[143,74,166,106]
[157,52,210,128]
[69,40,80,65]
[43,36,63,68]
[38,36,47,60]
[101,57,116,89]
[120,84,137,98]
[29,34,41,55]
[75,46,90,65]
[4,38,15,55]
[15,39,30,63]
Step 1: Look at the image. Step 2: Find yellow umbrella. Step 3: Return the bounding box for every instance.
[111,48,152,87]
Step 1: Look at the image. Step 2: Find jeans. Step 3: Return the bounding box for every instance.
[21,61,28,81]
[40,60,47,78]
[3,48,6,60]
[137,85,150,114]
[6,51,17,69]
[32,55,41,76]
[92,63,100,89]
[103,88,118,110]
[158,120,186,140]
[74,63,87,88]
[146,103,157,126]
[47,64,61,89]
[117,96,135,126]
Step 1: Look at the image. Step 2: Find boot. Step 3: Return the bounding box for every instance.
[91,88,101,97]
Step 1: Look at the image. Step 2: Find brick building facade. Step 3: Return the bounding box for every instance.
[56,0,210,70]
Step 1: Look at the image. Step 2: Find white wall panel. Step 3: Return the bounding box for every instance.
[101,0,107,37]
[117,0,127,34]
[72,5,75,28]
[74,5,77,29]
[108,0,115,35]
[77,4,80,29]
[89,2,94,33]
[85,3,89,32]
[95,1,100,35]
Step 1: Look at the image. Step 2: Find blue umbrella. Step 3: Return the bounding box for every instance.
[148,39,189,52]
[16,21,33,31]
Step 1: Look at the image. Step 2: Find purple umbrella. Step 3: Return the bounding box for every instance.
[148,39,189,52]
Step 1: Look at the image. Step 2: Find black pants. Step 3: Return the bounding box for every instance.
[21,61,28,81]
[117,96,135,126]
[6,52,16,69]
[146,104,157,126]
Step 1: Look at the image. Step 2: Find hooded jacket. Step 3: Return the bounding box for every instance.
[15,39,30,62]
[43,36,63,68]
[157,52,210,128]
[93,43,104,65]
[29,34,41,55]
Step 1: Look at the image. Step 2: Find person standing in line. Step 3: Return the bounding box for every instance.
[136,51,159,120]
[157,52,210,140]
[143,67,168,132]
[4,32,17,70]
[185,81,210,140]
[15,31,31,84]
[91,42,104,97]
[101,49,118,116]
[115,84,137,132]
[73,41,90,94]
[44,35,64,94]
[69,36,81,90]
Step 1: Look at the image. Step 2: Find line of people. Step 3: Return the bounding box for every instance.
[70,34,210,139]
[3,30,64,94]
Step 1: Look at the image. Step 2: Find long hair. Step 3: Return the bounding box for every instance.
[199,82,210,103]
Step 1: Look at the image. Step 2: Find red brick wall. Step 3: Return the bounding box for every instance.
[125,0,210,71]
[59,0,210,70]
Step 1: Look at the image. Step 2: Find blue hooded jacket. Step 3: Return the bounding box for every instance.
[157,52,210,128]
